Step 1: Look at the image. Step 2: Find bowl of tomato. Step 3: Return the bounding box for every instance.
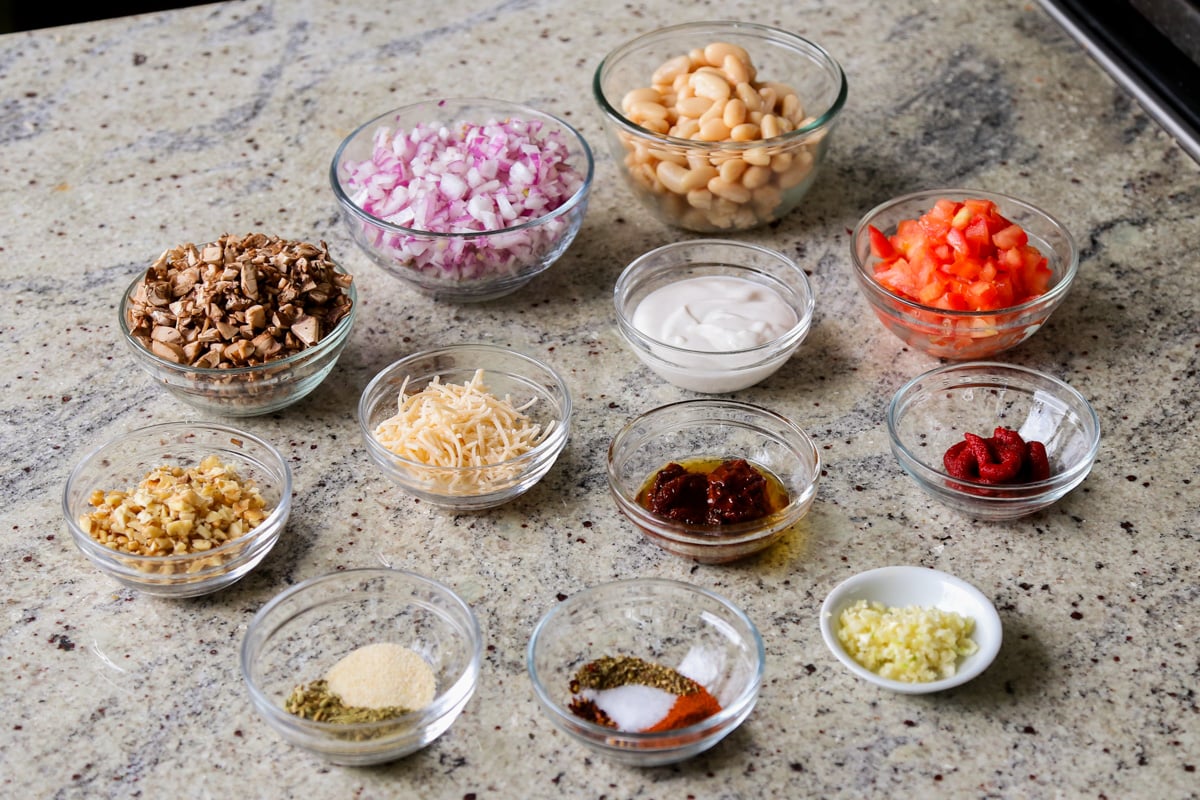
[850,188,1078,360]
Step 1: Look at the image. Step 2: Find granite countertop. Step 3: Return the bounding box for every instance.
[2,1,1198,797]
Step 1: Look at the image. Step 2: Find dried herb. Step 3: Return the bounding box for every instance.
[284,680,412,724]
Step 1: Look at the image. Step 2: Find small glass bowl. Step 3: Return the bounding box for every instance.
[63,421,292,598]
[607,399,820,563]
[527,577,764,766]
[850,188,1078,360]
[119,269,357,417]
[614,239,815,393]
[358,344,572,510]
[330,97,594,302]
[593,20,847,232]
[241,568,482,765]
[887,362,1101,520]
[819,565,1003,694]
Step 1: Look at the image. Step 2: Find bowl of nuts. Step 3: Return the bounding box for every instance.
[120,233,357,417]
[593,20,847,232]
[63,421,293,598]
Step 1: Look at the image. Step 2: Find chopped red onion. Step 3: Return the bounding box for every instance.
[342,115,585,282]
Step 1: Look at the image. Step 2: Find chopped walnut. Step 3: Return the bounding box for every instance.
[80,455,271,558]
[127,233,353,369]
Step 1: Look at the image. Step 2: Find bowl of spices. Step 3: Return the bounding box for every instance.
[607,399,820,563]
[593,21,847,232]
[241,568,482,765]
[819,565,1003,694]
[527,578,764,766]
[331,97,594,302]
[358,343,572,510]
[614,239,815,393]
[887,361,1101,520]
[62,421,292,597]
[120,233,357,416]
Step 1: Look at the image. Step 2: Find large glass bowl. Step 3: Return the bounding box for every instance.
[331,97,594,302]
[851,188,1078,360]
[593,20,846,232]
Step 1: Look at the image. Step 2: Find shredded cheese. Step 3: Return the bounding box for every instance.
[373,369,550,493]
[836,599,978,683]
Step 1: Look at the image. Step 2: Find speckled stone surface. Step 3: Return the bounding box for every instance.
[2,1,1198,798]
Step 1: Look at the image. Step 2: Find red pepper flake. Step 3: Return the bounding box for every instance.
[942,426,1051,486]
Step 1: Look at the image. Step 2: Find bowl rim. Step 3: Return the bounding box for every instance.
[357,342,573,479]
[526,576,765,744]
[240,566,483,740]
[818,565,1003,694]
[613,238,816,364]
[886,360,1102,496]
[593,19,848,146]
[850,187,1080,319]
[606,398,820,544]
[118,264,358,377]
[63,420,293,567]
[329,96,595,240]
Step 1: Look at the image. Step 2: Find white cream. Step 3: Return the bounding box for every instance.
[631,276,797,352]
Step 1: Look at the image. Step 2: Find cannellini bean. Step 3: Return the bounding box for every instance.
[770,150,794,172]
[719,158,747,183]
[743,146,771,167]
[677,95,712,118]
[686,188,713,209]
[723,98,747,128]
[740,164,772,190]
[736,82,763,112]
[760,113,782,139]
[704,41,750,67]
[691,70,731,101]
[781,93,803,123]
[630,100,669,121]
[759,86,778,113]
[622,87,662,112]
[640,117,669,134]
[707,176,751,203]
[653,55,692,85]
[672,118,700,139]
[752,184,782,212]
[697,118,732,141]
[722,53,751,85]
[730,122,760,141]
[699,98,725,122]
[688,47,707,68]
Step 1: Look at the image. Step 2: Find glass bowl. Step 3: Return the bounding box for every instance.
[593,20,847,232]
[850,188,1078,360]
[527,577,764,766]
[63,421,292,597]
[614,239,815,393]
[887,362,1101,520]
[358,343,572,510]
[330,97,594,302]
[241,568,481,765]
[606,399,820,563]
[819,566,1003,694]
[119,266,357,417]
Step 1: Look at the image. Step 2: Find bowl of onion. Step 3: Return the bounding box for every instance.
[331,98,594,302]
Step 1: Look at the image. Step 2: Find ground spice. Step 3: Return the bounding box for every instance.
[642,685,722,732]
[284,642,436,726]
[566,655,723,733]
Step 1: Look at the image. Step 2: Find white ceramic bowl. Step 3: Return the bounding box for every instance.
[819,565,1002,694]
[614,239,815,393]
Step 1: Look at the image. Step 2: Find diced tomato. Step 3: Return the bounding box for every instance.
[866,197,1054,312]
[867,224,895,259]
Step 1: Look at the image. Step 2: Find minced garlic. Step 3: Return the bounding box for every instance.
[836,599,978,683]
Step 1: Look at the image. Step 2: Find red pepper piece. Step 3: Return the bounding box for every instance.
[943,440,978,480]
[1025,440,1051,481]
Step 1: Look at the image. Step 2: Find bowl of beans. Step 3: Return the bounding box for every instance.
[63,421,293,598]
[331,98,594,302]
[887,362,1101,520]
[593,20,847,233]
